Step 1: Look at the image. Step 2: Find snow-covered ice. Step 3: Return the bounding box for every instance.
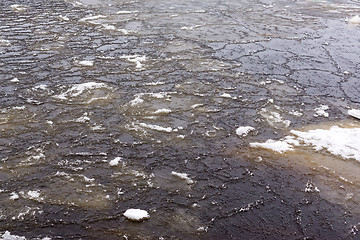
[250,139,294,153]
[171,171,194,184]
[120,55,146,69]
[236,126,255,137]
[153,109,172,114]
[314,105,329,118]
[348,109,360,120]
[123,209,150,221]
[77,60,94,67]
[109,157,122,166]
[10,78,19,83]
[10,192,19,200]
[349,15,360,24]
[139,123,173,133]
[1,231,26,240]
[54,82,108,100]
[10,4,28,12]
[251,126,360,162]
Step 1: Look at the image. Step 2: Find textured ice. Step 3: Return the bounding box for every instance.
[236,126,255,137]
[124,209,150,221]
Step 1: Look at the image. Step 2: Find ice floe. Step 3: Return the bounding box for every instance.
[9,192,19,200]
[236,126,255,137]
[171,171,194,184]
[348,109,360,120]
[120,55,146,69]
[260,107,291,129]
[139,123,173,133]
[348,15,360,24]
[76,60,94,67]
[53,82,109,100]
[250,126,360,162]
[10,4,28,12]
[314,105,329,118]
[124,209,150,221]
[1,231,26,240]
[109,157,123,166]
[153,109,172,114]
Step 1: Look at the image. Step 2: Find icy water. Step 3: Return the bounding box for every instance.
[1,0,360,239]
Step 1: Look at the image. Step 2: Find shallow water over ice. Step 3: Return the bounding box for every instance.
[1,0,360,239]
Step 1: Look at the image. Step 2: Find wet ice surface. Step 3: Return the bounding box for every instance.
[1,0,360,239]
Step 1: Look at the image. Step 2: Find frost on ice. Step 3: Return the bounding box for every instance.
[124,209,150,221]
[250,126,360,162]
[236,126,255,137]
[171,171,194,184]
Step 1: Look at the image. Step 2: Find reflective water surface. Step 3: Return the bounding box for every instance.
[1,0,360,239]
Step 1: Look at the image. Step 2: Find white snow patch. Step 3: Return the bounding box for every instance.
[54,82,108,100]
[289,110,303,117]
[220,93,236,99]
[314,105,329,117]
[26,190,42,201]
[101,24,130,34]
[144,81,165,86]
[180,25,202,30]
[251,126,360,162]
[291,126,360,161]
[129,95,144,106]
[10,78,19,83]
[59,15,69,21]
[171,171,194,184]
[260,108,291,129]
[79,15,107,23]
[120,55,146,69]
[139,123,173,133]
[10,4,28,11]
[250,139,294,153]
[348,109,360,120]
[305,181,320,193]
[77,60,94,67]
[153,109,172,114]
[123,209,149,221]
[10,192,19,200]
[117,10,139,14]
[75,113,90,123]
[109,157,122,166]
[236,126,255,137]
[1,231,26,240]
[349,15,360,24]
[0,39,11,46]
[191,104,204,109]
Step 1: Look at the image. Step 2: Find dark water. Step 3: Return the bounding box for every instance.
[0,0,360,239]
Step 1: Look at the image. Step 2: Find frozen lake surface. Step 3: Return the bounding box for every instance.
[1,0,360,239]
